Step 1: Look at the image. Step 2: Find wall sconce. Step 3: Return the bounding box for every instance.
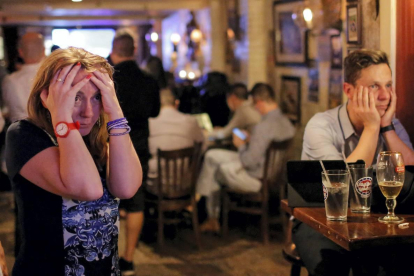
[190,29,202,44]
[150,32,159,42]
[292,1,313,30]
[179,70,187,79]
[186,11,202,61]
[145,31,159,56]
[170,33,181,52]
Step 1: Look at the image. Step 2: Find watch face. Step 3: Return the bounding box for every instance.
[56,123,69,136]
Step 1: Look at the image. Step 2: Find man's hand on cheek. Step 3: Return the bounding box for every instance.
[380,89,396,127]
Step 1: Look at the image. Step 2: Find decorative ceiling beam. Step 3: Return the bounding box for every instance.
[0,0,209,13]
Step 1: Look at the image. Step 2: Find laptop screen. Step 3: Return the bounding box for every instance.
[192,113,213,132]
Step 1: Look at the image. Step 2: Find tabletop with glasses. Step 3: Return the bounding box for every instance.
[281,199,414,251]
[283,151,414,251]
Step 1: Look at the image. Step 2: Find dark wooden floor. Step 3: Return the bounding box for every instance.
[0,191,305,275]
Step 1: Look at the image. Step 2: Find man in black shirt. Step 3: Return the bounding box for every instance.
[110,30,160,275]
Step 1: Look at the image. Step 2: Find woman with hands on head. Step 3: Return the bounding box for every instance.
[5,47,141,276]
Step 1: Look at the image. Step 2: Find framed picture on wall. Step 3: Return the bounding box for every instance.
[273,1,306,65]
[328,69,343,109]
[330,35,343,69]
[346,3,361,44]
[280,75,301,124]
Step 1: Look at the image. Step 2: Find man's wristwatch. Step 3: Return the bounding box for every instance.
[380,123,395,134]
[54,121,80,138]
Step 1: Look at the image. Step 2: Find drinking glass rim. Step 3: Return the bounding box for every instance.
[378,151,402,156]
[348,165,373,170]
[322,170,350,175]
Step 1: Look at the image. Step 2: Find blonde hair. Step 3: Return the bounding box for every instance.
[27,47,114,166]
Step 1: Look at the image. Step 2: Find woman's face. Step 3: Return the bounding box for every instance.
[71,69,102,136]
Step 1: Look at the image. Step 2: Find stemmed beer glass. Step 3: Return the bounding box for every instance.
[376,151,405,223]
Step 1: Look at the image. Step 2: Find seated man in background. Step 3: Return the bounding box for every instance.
[2,32,45,122]
[296,49,413,276]
[197,83,295,232]
[148,88,205,185]
[208,83,261,140]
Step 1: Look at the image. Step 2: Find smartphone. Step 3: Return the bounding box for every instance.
[232,128,246,140]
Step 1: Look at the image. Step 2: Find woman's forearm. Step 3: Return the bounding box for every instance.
[107,133,142,199]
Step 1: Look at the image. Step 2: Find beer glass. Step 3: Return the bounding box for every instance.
[376,151,405,223]
[349,165,373,213]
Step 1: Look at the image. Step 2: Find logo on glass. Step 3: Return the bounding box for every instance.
[323,184,328,201]
[355,177,372,198]
[395,166,405,174]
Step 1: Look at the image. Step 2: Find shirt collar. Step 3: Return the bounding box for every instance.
[338,103,356,140]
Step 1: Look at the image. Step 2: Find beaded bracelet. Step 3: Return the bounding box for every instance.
[107,117,131,136]
[107,117,127,129]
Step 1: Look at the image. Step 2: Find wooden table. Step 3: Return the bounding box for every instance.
[281,199,414,251]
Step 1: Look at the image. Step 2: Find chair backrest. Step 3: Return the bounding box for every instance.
[156,142,202,199]
[262,139,293,199]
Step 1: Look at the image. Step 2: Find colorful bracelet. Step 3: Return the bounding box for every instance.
[107,117,127,129]
[107,117,131,136]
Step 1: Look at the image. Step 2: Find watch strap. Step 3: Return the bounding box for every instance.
[68,121,81,130]
[380,124,395,133]
[55,121,80,138]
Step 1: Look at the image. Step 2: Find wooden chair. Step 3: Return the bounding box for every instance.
[145,143,202,251]
[221,139,293,245]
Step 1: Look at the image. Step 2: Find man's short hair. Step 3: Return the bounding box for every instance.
[18,32,45,61]
[344,49,390,86]
[250,83,276,103]
[227,83,248,100]
[160,88,176,106]
[112,31,135,57]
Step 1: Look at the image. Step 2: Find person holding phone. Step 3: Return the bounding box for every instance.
[5,47,141,275]
[232,128,247,141]
[196,83,295,232]
[208,83,261,141]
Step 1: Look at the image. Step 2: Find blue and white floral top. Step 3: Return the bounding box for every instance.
[6,120,120,276]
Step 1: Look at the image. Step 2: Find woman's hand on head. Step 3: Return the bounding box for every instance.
[40,63,91,123]
[89,70,123,120]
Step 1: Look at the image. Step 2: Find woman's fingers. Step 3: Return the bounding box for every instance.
[51,69,62,84]
[56,64,74,83]
[92,70,114,88]
[90,72,115,94]
[62,62,82,89]
[93,69,111,82]
[68,75,92,97]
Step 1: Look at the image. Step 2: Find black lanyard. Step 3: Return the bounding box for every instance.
[338,104,346,141]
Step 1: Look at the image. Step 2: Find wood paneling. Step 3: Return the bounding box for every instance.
[396,1,414,142]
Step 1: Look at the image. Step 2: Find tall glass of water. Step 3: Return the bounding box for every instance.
[321,170,350,221]
[376,151,405,223]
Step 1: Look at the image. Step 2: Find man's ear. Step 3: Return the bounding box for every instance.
[174,99,180,109]
[39,89,49,108]
[343,82,354,99]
